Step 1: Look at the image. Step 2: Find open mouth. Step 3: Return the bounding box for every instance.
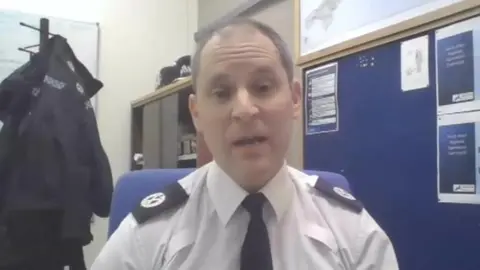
[232,136,268,147]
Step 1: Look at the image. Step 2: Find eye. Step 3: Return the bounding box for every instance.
[212,87,231,100]
[258,83,271,92]
[253,81,274,95]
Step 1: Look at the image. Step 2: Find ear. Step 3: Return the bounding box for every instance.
[189,93,201,132]
[291,79,302,119]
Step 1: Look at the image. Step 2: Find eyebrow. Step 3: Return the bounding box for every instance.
[251,65,275,74]
[249,66,277,78]
[204,65,278,85]
[207,73,231,85]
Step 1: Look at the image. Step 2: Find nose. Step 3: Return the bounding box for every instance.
[231,88,259,121]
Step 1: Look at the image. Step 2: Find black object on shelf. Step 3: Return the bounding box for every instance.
[175,55,191,78]
[18,18,54,56]
[157,65,180,88]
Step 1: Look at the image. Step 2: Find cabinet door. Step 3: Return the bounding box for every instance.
[160,94,179,168]
[142,100,162,168]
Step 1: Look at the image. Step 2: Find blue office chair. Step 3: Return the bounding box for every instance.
[107,168,351,237]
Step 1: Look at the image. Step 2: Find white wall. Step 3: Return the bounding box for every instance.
[0,0,197,267]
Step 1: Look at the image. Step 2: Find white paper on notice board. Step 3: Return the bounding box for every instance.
[304,62,339,135]
[401,35,430,91]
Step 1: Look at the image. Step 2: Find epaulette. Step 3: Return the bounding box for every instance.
[307,175,363,213]
[132,182,189,224]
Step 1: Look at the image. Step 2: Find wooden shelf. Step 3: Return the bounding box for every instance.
[178,153,197,161]
[131,76,192,108]
[129,75,213,170]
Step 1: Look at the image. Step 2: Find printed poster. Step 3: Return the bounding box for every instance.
[437,112,480,204]
[436,16,480,204]
[435,16,480,115]
[304,62,339,135]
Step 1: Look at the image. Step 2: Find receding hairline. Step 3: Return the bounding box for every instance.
[191,18,294,91]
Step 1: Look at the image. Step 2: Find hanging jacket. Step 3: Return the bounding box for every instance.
[0,35,113,244]
[0,59,45,213]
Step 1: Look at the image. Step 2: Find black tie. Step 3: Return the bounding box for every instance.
[240,193,273,270]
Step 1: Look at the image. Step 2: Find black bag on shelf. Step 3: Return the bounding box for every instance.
[158,65,180,88]
[175,55,191,78]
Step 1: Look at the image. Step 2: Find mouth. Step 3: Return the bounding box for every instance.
[232,136,268,147]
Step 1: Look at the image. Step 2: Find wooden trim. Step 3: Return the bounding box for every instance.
[131,77,192,108]
[295,0,480,67]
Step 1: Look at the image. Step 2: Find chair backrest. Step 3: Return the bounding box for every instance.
[108,168,351,237]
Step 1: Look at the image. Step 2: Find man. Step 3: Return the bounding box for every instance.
[91,18,398,269]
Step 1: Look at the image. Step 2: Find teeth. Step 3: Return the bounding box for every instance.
[244,138,256,144]
[235,136,264,146]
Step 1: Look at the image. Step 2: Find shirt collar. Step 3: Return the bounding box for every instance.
[206,161,293,226]
[261,162,292,222]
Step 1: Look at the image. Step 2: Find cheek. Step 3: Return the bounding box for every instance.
[264,98,295,123]
[263,102,294,139]
[197,106,226,130]
[199,114,229,148]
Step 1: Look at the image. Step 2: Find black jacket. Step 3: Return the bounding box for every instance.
[0,36,113,244]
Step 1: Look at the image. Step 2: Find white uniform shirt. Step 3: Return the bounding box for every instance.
[91,162,398,270]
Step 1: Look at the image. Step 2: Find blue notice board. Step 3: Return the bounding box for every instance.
[303,15,480,270]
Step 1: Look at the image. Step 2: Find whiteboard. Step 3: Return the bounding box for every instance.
[299,0,467,59]
[0,9,99,110]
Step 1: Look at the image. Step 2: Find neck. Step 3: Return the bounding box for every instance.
[231,162,285,193]
[242,182,267,193]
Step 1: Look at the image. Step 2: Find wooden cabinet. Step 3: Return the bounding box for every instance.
[159,93,179,168]
[130,77,211,170]
[141,100,162,169]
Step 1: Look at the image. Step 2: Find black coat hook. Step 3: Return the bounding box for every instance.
[18,18,53,55]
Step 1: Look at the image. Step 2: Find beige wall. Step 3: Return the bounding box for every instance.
[197,0,303,169]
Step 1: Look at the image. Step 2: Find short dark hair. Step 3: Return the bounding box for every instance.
[191,17,294,91]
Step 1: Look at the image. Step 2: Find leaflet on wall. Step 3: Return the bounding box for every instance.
[400,35,430,92]
[435,16,480,115]
[304,62,339,135]
[437,111,480,204]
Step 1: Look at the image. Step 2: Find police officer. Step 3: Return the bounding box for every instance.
[91,18,398,269]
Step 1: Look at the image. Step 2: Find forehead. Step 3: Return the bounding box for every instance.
[199,25,282,74]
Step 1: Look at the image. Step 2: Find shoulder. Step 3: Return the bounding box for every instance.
[288,168,398,268]
[93,165,212,269]
[288,166,363,213]
[131,164,210,225]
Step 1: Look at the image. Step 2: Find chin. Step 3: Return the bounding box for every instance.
[239,157,276,179]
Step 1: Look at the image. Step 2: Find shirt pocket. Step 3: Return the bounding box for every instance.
[303,223,346,270]
[162,229,195,270]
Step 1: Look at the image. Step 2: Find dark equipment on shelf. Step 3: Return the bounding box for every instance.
[175,55,191,78]
[155,55,192,89]
[158,65,180,88]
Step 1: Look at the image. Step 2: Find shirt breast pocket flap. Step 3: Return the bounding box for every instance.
[303,223,339,253]
[164,229,195,264]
